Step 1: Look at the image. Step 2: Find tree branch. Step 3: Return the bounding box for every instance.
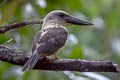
[0,45,119,72]
[0,19,43,34]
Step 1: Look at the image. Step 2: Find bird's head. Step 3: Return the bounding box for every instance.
[43,10,93,27]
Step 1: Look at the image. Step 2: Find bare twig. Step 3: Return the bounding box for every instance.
[0,45,119,72]
[3,38,13,45]
[0,0,7,8]
[0,19,43,34]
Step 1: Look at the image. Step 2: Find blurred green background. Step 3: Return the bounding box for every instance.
[0,0,120,80]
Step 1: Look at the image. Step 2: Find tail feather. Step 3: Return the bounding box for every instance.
[22,53,40,71]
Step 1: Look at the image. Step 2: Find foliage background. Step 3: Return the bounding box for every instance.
[0,0,120,80]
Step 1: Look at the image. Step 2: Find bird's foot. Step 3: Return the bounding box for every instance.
[42,56,50,61]
[53,55,60,60]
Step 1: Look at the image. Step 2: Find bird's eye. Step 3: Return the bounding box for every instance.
[59,13,64,17]
[49,16,52,19]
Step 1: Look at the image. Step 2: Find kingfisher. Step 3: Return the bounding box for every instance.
[22,10,93,71]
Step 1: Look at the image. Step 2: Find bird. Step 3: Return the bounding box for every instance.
[22,10,93,71]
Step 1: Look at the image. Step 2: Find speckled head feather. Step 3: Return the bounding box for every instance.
[42,10,93,28]
[43,10,70,27]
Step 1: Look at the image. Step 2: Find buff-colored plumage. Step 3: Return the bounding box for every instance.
[22,10,93,71]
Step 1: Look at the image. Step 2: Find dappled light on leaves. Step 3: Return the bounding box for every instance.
[0,0,120,80]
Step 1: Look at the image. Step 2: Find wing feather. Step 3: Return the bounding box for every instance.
[32,27,68,55]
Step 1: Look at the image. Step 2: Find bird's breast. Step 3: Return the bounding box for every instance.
[32,24,68,56]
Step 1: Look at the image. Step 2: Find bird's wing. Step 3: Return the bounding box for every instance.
[32,27,68,55]
[22,27,68,71]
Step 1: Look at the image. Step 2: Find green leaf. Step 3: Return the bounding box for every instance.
[69,45,84,59]
[0,0,23,26]
[0,34,10,44]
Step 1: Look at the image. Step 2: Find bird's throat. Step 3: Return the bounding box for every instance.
[42,23,64,29]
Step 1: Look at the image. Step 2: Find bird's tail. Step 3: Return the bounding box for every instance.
[22,53,40,71]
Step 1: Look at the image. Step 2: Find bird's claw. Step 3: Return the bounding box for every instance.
[42,56,50,61]
[53,55,60,60]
